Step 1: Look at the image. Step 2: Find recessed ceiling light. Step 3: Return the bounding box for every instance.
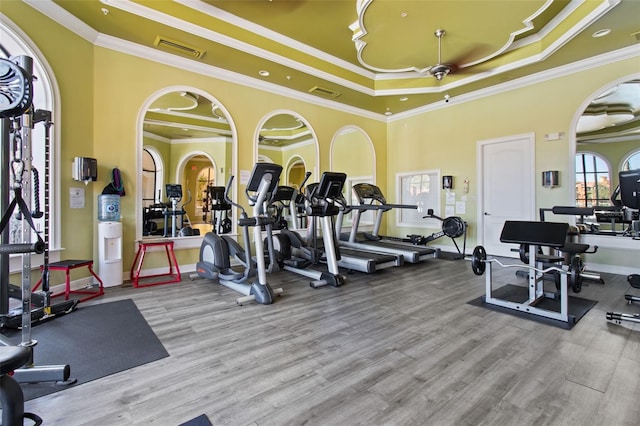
[259,70,270,77]
[400,12,407,18]
[101,8,109,15]
[399,97,408,101]
[592,28,611,38]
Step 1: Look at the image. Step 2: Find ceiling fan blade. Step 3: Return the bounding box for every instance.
[446,44,493,72]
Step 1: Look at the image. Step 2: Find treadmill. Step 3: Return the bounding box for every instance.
[341,183,436,264]
[271,178,402,274]
[333,194,404,273]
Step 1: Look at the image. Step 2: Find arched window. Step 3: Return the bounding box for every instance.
[622,150,640,171]
[142,148,163,207]
[575,152,611,207]
[1,21,58,261]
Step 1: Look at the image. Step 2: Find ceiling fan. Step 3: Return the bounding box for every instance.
[258,134,281,145]
[429,29,454,81]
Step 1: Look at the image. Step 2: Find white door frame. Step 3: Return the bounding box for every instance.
[476,133,536,256]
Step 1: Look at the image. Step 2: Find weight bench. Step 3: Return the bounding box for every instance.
[1,346,42,425]
[473,220,583,325]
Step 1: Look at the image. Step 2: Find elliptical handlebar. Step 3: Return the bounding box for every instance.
[224,175,246,216]
[300,171,312,190]
[295,171,314,203]
[182,188,193,209]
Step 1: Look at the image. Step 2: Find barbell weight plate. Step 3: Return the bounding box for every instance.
[471,245,487,276]
[628,274,640,289]
[569,256,583,293]
[519,244,529,264]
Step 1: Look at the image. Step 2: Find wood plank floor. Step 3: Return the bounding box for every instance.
[20,257,640,425]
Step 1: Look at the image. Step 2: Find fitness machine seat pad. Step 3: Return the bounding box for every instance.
[0,346,31,374]
[558,241,590,255]
[500,221,569,248]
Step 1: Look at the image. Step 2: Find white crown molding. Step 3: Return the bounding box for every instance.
[375,0,621,97]
[260,138,315,152]
[171,137,228,145]
[102,0,375,97]
[578,133,640,144]
[174,0,375,80]
[89,32,385,121]
[23,0,99,43]
[143,118,233,137]
[148,108,228,125]
[388,44,640,122]
[143,131,170,143]
[19,0,640,123]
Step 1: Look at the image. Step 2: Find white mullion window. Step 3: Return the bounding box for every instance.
[396,170,440,227]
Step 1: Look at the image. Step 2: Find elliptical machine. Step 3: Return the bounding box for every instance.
[191,163,284,305]
[204,185,232,234]
[273,171,347,288]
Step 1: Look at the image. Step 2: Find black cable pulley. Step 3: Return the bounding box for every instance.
[0,58,33,119]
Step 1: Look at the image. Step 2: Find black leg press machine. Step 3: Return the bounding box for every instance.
[470,220,597,328]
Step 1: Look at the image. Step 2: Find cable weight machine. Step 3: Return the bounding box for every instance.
[1,52,75,424]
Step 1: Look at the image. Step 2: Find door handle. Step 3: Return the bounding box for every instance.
[484,212,490,216]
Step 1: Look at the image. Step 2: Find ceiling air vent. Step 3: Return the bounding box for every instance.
[309,86,341,98]
[154,36,205,59]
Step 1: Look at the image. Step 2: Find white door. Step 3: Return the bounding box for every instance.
[478,133,535,257]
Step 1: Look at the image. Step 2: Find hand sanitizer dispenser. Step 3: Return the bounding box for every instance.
[72,157,97,183]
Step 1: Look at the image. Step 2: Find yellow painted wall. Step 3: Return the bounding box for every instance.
[90,46,386,270]
[3,1,96,262]
[3,1,638,279]
[258,146,284,167]
[331,128,374,178]
[4,4,387,275]
[386,59,640,269]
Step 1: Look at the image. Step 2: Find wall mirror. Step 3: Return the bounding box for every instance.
[138,89,235,241]
[572,76,640,232]
[330,126,376,228]
[255,111,318,230]
[256,111,318,186]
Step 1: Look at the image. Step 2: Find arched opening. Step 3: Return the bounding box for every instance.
[255,110,318,183]
[136,87,236,241]
[0,19,61,270]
